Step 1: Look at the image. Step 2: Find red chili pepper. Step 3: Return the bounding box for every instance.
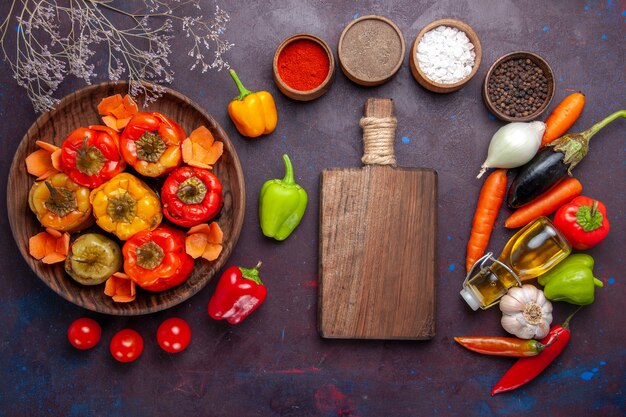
[122,225,194,292]
[208,262,266,325]
[161,166,223,228]
[60,125,126,188]
[491,310,579,395]
[454,337,548,357]
[553,196,610,250]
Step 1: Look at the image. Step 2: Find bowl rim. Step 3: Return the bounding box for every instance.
[411,18,482,90]
[338,15,406,85]
[273,33,335,96]
[7,81,246,315]
[482,51,555,122]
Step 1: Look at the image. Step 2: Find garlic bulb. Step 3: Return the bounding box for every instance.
[500,284,553,339]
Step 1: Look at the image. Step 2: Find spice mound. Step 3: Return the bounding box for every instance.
[487,58,549,118]
[277,39,330,91]
[339,16,404,84]
[417,25,476,84]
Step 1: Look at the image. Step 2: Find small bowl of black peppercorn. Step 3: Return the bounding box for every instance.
[483,51,555,122]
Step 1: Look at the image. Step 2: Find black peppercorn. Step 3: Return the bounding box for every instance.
[487,57,548,118]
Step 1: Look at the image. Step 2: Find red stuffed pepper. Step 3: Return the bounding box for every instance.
[161,166,223,228]
[208,262,266,325]
[60,125,126,188]
[122,226,194,292]
[120,112,184,177]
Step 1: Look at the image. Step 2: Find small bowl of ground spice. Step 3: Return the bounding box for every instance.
[338,15,405,86]
[273,33,335,101]
[483,51,555,122]
[410,18,482,93]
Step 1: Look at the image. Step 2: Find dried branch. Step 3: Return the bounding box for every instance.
[0,0,234,112]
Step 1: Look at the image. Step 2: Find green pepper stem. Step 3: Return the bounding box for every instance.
[583,109,626,140]
[562,306,583,330]
[589,200,598,219]
[240,261,263,285]
[281,154,295,185]
[45,181,58,202]
[229,69,253,101]
[538,335,559,351]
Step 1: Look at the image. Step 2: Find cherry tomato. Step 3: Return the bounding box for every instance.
[110,329,144,363]
[67,318,101,350]
[157,318,192,353]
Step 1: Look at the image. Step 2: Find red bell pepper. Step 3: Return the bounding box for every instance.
[208,262,266,325]
[491,310,578,395]
[119,112,185,177]
[60,125,126,188]
[553,196,610,250]
[161,166,223,228]
[122,225,194,292]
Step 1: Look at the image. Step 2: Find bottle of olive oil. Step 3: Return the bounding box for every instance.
[460,217,571,310]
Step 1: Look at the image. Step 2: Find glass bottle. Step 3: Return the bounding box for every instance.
[460,217,571,310]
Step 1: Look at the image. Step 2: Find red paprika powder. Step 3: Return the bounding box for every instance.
[277,39,330,91]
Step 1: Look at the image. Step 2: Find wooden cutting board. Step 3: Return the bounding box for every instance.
[318,98,437,340]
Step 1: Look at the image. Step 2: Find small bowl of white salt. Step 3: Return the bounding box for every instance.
[410,19,482,93]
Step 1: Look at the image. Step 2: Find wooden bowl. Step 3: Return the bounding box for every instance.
[482,51,555,122]
[410,18,482,93]
[273,33,335,101]
[338,15,405,86]
[7,82,245,315]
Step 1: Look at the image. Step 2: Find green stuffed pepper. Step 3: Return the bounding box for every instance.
[538,254,603,305]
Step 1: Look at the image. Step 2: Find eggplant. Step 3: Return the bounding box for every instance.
[507,109,625,209]
[507,148,568,208]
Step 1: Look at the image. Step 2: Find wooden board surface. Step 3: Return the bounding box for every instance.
[318,99,438,340]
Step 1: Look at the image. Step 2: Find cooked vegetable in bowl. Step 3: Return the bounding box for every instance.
[8,82,245,315]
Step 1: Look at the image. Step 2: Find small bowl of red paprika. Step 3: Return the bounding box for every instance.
[273,33,335,101]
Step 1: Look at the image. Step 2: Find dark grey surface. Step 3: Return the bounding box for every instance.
[0,1,624,416]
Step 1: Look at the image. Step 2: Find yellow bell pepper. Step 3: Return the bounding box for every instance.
[227,69,278,138]
[28,173,93,232]
[89,173,162,240]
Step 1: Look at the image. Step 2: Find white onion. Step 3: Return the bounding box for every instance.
[477,121,546,178]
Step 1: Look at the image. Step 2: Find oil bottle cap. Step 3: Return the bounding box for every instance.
[460,288,480,311]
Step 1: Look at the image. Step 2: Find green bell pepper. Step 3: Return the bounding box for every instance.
[537,254,603,305]
[259,154,308,241]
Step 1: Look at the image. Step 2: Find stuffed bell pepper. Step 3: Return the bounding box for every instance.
[89,173,162,240]
[161,166,223,228]
[60,125,126,188]
[120,112,185,177]
[28,173,93,232]
[122,225,194,291]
